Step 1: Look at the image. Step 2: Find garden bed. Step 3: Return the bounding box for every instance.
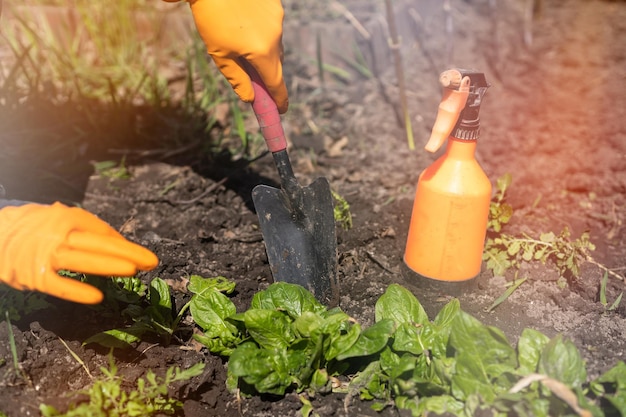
[1,0,625,416]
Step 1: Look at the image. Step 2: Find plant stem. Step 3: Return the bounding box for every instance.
[383,0,414,150]
[585,255,625,282]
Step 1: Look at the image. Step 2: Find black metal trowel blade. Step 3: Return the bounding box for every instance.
[252,177,337,304]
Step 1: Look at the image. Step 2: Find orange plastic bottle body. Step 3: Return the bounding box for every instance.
[404,138,491,281]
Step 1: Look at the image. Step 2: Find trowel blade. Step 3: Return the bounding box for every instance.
[252,177,337,303]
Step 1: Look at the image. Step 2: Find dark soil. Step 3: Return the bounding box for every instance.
[1,0,625,416]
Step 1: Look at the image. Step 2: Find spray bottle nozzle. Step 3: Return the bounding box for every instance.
[424,69,490,152]
[453,70,490,139]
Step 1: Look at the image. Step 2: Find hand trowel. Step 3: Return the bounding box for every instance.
[245,63,338,305]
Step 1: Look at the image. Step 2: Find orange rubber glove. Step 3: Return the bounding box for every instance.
[180,0,288,113]
[0,202,159,304]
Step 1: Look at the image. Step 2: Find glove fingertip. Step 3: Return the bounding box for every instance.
[276,95,289,114]
[81,289,104,305]
[137,251,160,271]
[234,82,255,104]
[59,283,104,304]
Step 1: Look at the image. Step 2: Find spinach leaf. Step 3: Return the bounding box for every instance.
[190,289,239,355]
[590,361,626,414]
[538,334,587,389]
[375,284,428,326]
[228,342,304,396]
[251,282,326,319]
[147,277,173,326]
[336,318,394,360]
[243,309,296,350]
[517,328,550,375]
[449,311,517,402]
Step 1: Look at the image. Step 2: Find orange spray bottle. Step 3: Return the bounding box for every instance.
[404,69,491,282]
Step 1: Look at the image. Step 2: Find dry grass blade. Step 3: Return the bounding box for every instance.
[509,374,592,417]
[383,0,414,150]
[58,337,93,379]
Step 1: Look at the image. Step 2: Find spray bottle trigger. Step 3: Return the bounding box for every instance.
[424,77,471,153]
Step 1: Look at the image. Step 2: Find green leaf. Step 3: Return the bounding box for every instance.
[148,277,172,325]
[309,368,331,393]
[591,361,626,406]
[293,311,325,338]
[517,328,550,375]
[433,298,460,328]
[415,395,465,416]
[379,345,401,375]
[375,284,428,326]
[192,288,236,326]
[392,322,425,355]
[522,246,535,262]
[228,342,301,395]
[487,278,527,312]
[189,291,236,333]
[190,291,239,355]
[452,352,499,402]
[188,275,235,295]
[336,318,394,360]
[496,173,512,195]
[600,271,608,307]
[498,203,513,224]
[483,243,513,276]
[171,363,205,381]
[507,240,521,256]
[83,324,146,349]
[538,334,587,389]
[350,360,387,400]
[243,309,296,350]
[609,292,623,311]
[299,394,316,417]
[449,311,517,401]
[534,246,547,260]
[251,282,326,318]
[322,316,361,361]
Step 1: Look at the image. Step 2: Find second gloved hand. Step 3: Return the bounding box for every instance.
[0,202,159,304]
[187,0,288,113]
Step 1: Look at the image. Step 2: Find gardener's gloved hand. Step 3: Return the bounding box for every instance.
[166,0,288,113]
[0,203,159,304]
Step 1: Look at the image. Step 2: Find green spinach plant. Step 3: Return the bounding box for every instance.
[190,279,625,416]
[191,280,394,395]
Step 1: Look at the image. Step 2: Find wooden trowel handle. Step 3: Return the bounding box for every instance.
[243,61,288,153]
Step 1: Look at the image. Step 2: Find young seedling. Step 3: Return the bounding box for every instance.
[484,174,597,280]
[600,271,623,312]
[83,277,189,349]
[4,311,26,381]
[91,157,131,181]
[40,351,205,417]
[332,190,353,230]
